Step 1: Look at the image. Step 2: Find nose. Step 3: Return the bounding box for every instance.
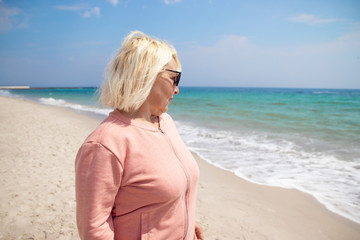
[174,85,180,95]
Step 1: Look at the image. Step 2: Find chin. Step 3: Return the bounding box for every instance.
[162,106,169,114]
[155,107,168,116]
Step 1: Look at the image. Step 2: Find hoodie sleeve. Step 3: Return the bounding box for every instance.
[75,142,123,240]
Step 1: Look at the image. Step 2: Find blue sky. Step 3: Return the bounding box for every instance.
[0,0,359,88]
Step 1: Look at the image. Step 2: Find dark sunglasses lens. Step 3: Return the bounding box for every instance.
[176,73,181,86]
[165,69,181,86]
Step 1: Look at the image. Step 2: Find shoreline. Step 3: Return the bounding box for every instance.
[197,155,360,226]
[194,152,360,239]
[1,95,360,239]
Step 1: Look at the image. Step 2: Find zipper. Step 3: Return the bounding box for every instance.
[158,127,190,240]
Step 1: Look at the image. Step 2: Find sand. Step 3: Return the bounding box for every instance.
[0,95,359,240]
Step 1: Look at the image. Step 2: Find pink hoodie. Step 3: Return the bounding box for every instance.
[75,110,199,240]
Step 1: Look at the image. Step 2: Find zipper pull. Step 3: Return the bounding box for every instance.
[158,127,165,134]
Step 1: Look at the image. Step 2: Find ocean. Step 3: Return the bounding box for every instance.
[1,87,360,224]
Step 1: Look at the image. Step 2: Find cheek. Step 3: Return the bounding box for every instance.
[158,88,172,109]
[148,81,173,109]
[149,87,167,106]
[158,84,172,98]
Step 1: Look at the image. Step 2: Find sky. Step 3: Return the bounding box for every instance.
[0,0,359,88]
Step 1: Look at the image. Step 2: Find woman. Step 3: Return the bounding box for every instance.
[75,31,204,240]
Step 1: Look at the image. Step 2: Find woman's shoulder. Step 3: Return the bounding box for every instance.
[160,112,179,133]
[161,112,175,123]
[84,112,131,144]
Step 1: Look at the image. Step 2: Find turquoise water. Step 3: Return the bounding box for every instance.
[2,87,360,224]
[169,88,360,162]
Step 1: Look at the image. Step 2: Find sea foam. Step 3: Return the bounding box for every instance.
[39,97,111,117]
[175,120,360,224]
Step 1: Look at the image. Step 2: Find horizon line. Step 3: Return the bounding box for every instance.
[4,86,360,90]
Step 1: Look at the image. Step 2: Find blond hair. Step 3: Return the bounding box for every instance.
[99,31,181,112]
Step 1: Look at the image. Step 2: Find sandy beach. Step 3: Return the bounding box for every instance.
[1,95,359,240]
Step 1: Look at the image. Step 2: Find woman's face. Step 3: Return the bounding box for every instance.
[146,58,180,117]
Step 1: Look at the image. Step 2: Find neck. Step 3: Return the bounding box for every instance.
[118,107,159,126]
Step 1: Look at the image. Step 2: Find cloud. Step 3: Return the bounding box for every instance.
[54,4,88,11]
[108,0,119,6]
[179,32,360,88]
[288,14,341,25]
[82,7,101,18]
[164,0,182,4]
[54,4,100,18]
[0,2,28,33]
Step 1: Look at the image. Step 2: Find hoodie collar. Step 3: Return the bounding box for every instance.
[109,109,163,132]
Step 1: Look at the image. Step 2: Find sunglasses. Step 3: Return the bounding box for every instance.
[164,69,181,86]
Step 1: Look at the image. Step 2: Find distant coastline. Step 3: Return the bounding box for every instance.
[0,86,99,90]
[0,86,30,90]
